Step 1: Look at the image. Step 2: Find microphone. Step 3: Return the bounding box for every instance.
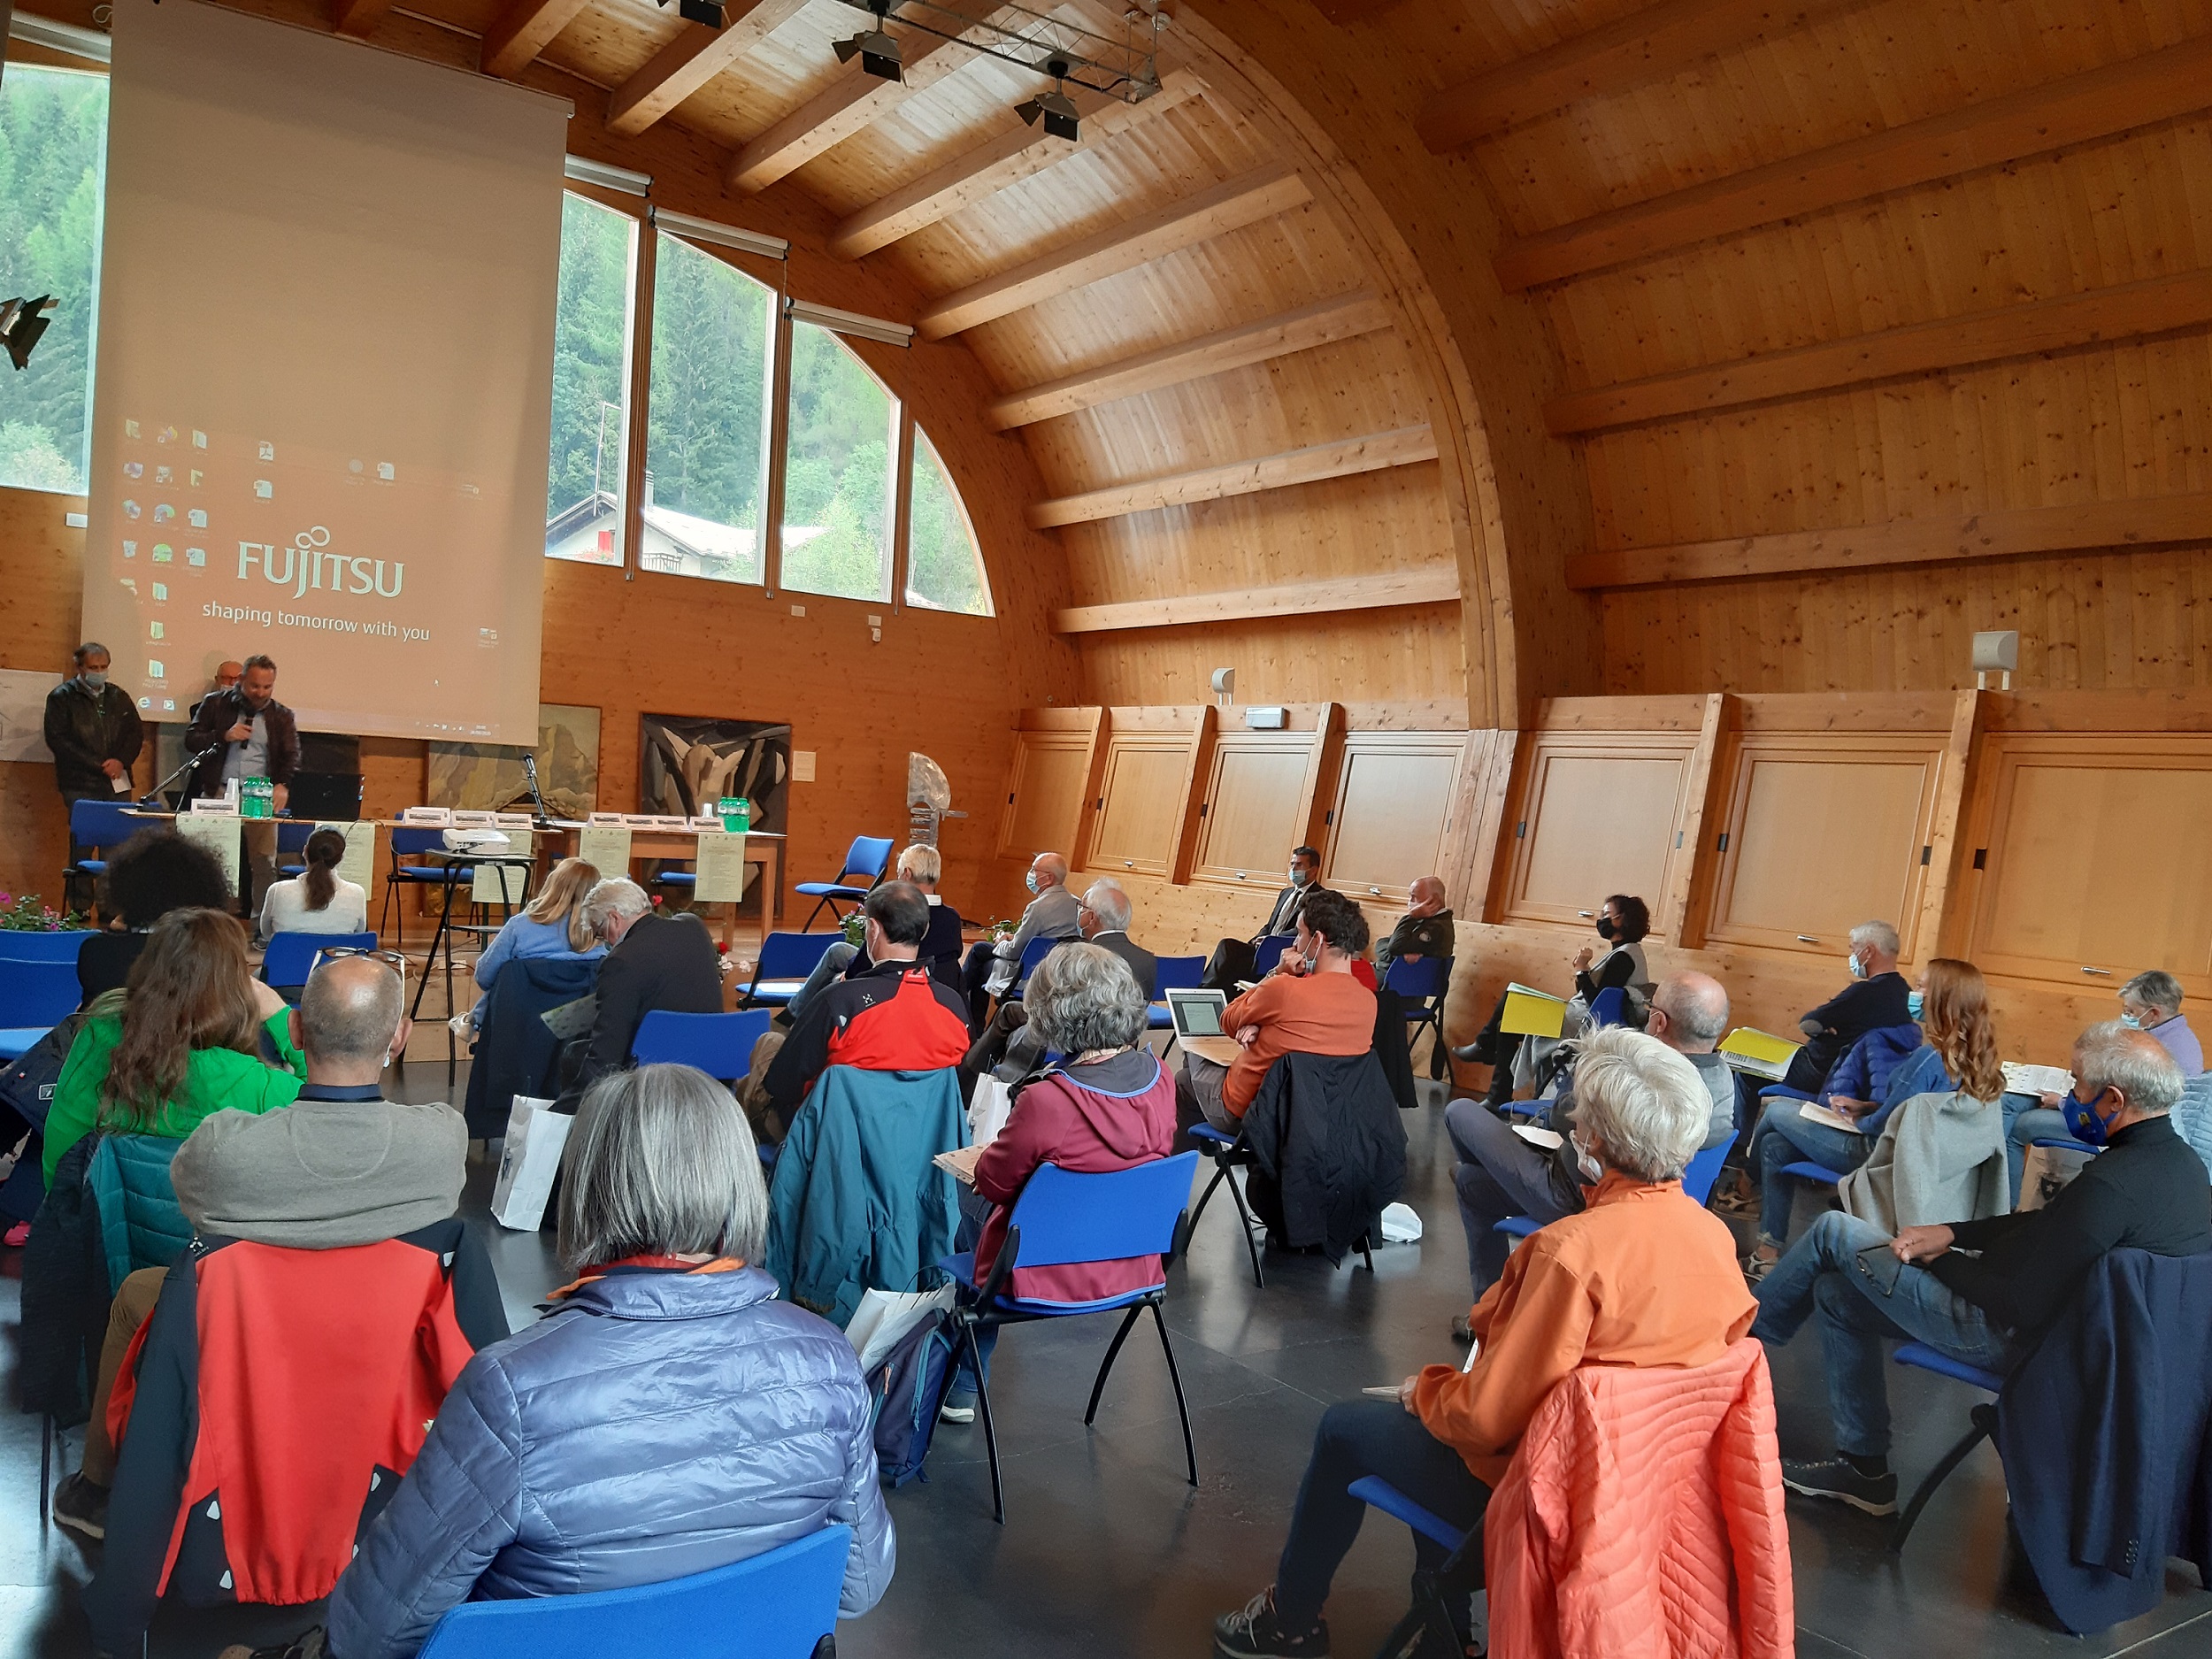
[521,752,555,827]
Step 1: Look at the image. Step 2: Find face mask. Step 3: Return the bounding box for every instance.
[2062,1084,2119,1148]
[1906,990,1924,1019]
[2119,1013,2143,1030]
[1025,872,1040,895]
[1288,867,1311,889]
[81,670,108,690]
[1847,952,1867,980]
[1569,1132,1604,1185]
[1594,917,1616,941]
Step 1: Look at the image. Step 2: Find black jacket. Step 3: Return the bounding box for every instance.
[1375,909,1454,980]
[1935,1114,2212,1339]
[467,956,603,1137]
[842,899,966,995]
[1087,930,1158,1000]
[1995,1247,2212,1635]
[1239,1050,1407,1264]
[44,676,143,795]
[1255,881,1325,944]
[1784,970,1913,1093]
[17,1133,106,1424]
[185,686,301,794]
[578,910,722,1090]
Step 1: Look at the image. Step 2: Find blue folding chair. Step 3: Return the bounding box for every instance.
[1009,933,1064,996]
[1348,1476,1486,1659]
[1385,954,1453,1071]
[795,835,895,930]
[65,797,144,915]
[381,826,468,949]
[939,1154,1201,1524]
[1585,985,1628,1029]
[1249,933,1296,978]
[1147,955,1205,1032]
[1887,1343,2004,1552]
[413,1523,851,1659]
[0,956,83,1032]
[274,818,315,879]
[631,1010,772,1079]
[740,931,843,1008]
[1494,1139,1732,1240]
[261,931,378,1000]
[0,930,96,962]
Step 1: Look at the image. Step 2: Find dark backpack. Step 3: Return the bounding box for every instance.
[867,1308,957,1488]
[0,1010,87,1133]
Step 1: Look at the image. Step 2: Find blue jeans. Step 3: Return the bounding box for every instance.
[2003,1091,2072,1199]
[1751,1101,1873,1248]
[1751,1210,2015,1459]
[1443,1096,1578,1295]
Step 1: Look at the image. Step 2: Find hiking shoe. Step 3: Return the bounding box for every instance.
[939,1390,977,1425]
[1215,1588,1330,1657]
[1781,1456,1898,1516]
[51,1471,108,1540]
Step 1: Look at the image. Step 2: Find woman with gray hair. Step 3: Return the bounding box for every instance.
[1214,1027,1757,1659]
[326,1065,895,1659]
[939,942,1179,1424]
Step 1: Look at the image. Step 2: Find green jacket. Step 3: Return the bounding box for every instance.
[42,1009,306,1185]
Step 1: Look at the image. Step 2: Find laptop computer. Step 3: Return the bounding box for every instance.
[1166,987,1229,1041]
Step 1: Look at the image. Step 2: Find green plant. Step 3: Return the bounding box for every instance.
[0,891,87,930]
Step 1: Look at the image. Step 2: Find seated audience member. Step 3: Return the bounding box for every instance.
[255,826,370,944]
[1780,920,1912,1094]
[465,856,605,1030]
[43,908,304,1187]
[55,954,483,1541]
[1178,889,1377,1136]
[1200,845,1326,993]
[966,878,1157,1081]
[2008,969,2206,1192]
[787,843,964,1020]
[1751,1024,2211,1516]
[1373,876,1454,982]
[1453,894,1655,1106]
[941,943,1178,1424]
[78,831,233,1004]
[1443,972,1733,1320]
[1212,1028,1756,1658]
[1744,956,2001,1277]
[764,881,973,1122]
[326,1064,895,1659]
[962,850,1079,1030]
[566,879,721,1099]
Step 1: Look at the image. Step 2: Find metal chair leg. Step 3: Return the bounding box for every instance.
[1083,1305,1145,1425]
[40,1414,52,1532]
[1356,1232,1377,1273]
[1889,1402,1998,1552]
[1187,1160,1230,1232]
[1149,1301,1199,1488]
[1221,1164,1265,1288]
[963,1321,1007,1525]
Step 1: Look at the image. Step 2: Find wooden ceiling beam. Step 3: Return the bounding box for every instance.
[727,2,1013,195]
[1495,32,2212,291]
[480,0,592,78]
[1418,0,1863,152]
[605,0,812,139]
[828,70,1204,260]
[918,165,1312,339]
[331,0,395,39]
[1030,423,1437,527]
[1053,564,1461,634]
[1565,493,2212,589]
[1547,267,2212,435]
[988,289,1394,429]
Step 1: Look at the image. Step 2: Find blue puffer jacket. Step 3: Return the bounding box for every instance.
[326,1264,895,1659]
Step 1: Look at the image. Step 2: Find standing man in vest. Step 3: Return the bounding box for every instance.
[185,653,299,811]
[45,642,144,836]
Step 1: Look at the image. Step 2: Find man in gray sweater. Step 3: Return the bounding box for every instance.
[51,954,481,1540]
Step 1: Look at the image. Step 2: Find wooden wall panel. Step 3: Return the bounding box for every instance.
[1502,741,1693,931]
[1084,717,1205,878]
[1191,731,1326,887]
[1324,731,1469,903]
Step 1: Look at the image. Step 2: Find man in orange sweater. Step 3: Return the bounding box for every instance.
[1213,1028,1757,1659]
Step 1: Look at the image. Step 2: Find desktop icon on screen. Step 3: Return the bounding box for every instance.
[139,696,152,710]
[189,470,204,488]
[162,698,176,711]
[188,509,208,529]
[151,544,173,563]
[255,480,273,500]
[150,621,164,640]
[147,660,164,679]
[157,425,176,444]
[124,461,142,479]
[192,430,208,449]
[122,540,137,558]
[125,419,142,439]
[151,583,167,600]
[155,465,173,485]
[258,441,275,461]
[186,547,206,567]
[377,462,395,481]
[123,499,140,519]
[153,503,175,523]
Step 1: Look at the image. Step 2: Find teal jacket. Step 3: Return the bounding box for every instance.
[764,1065,965,1327]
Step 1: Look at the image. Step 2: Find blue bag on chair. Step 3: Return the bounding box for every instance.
[867,1307,958,1489]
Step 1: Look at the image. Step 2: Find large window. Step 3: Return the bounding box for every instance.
[543,192,637,566]
[780,321,895,603]
[643,231,772,583]
[907,424,990,615]
[0,65,108,495]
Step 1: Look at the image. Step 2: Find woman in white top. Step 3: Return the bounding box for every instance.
[257,826,369,942]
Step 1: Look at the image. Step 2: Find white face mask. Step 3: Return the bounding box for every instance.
[1570,1131,1604,1185]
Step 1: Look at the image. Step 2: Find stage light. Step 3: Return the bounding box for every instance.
[0,297,58,372]
[677,0,726,23]
[1017,60,1080,140]
[834,27,904,81]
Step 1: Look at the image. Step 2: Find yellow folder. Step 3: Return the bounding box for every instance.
[1718,1027,1803,1080]
[1500,982,1568,1040]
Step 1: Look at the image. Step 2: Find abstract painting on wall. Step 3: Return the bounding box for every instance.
[640,715,789,830]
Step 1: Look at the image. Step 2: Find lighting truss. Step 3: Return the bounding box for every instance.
[833,0,1164,104]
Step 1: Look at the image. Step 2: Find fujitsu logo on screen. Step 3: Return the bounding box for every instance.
[235,527,403,599]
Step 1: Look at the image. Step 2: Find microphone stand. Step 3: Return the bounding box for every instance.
[142,741,227,810]
[520,753,556,828]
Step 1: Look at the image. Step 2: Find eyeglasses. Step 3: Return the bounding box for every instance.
[312,946,410,983]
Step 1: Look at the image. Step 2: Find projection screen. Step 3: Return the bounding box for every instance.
[81,0,566,744]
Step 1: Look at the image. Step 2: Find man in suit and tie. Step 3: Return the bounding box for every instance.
[1201,845,1326,992]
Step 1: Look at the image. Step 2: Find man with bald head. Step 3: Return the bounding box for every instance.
[1374,876,1454,984]
[962,849,1079,1032]
[1440,971,1737,1326]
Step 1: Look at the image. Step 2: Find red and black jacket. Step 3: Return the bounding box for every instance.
[762,959,971,1117]
[86,1218,508,1657]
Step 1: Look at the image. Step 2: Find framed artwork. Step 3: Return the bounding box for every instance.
[640,714,789,831]
[426,703,602,819]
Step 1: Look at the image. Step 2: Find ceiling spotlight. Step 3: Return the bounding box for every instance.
[0,296,57,373]
[677,0,725,23]
[834,27,904,81]
[1018,60,1080,140]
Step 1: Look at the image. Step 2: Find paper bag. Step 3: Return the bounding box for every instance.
[490,1095,570,1231]
[846,1284,957,1371]
[967,1073,1012,1149]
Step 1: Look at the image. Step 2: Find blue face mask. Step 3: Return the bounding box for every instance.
[2062,1084,2118,1148]
[2119,1013,2143,1030]
[1025,871,1040,895]
[1905,990,1924,1019]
